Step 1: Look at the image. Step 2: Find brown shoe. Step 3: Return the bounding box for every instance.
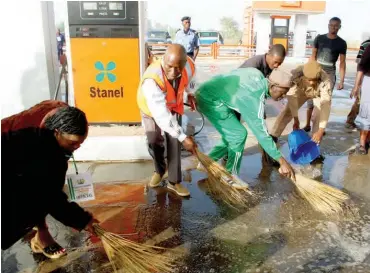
[167,183,190,197]
[149,173,163,188]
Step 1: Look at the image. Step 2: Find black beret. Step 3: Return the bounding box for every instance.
[181,16,191,22]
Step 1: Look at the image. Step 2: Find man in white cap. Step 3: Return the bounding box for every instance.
[195,67,296,185]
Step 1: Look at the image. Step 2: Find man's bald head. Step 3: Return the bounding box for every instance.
[266,44,286,70]
[163,44,188,80]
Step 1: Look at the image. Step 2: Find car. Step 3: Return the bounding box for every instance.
[145,30,172,53]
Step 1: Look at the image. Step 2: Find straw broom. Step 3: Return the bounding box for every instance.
[93,224,174,273]
[290,174,350,216]
[195,148,254,208]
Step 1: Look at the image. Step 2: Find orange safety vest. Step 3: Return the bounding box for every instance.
[137,56,195,116]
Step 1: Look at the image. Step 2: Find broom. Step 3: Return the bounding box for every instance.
[195,148,254,208]
[93,224,174,273]
[290,174,350,216]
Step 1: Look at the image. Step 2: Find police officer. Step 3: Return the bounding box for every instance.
[174,16,200,60]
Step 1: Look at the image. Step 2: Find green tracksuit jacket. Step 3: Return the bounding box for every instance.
[195,67,282,175]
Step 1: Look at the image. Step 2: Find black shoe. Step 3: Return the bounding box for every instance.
[310,155,325,165]
[303,125,311,132]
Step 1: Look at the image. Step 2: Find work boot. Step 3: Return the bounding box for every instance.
[149,172,163,188]
[167,183,190,197]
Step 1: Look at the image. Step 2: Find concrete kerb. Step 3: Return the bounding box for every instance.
[73,135,151,161]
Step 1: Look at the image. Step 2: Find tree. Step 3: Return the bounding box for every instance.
[219,17,242,44]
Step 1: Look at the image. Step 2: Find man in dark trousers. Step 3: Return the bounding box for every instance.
[304,17,347,132]
[223,44,286,165]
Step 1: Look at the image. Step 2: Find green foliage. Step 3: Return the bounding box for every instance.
[219,17,242,44]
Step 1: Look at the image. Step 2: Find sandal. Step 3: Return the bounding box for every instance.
[358,146,368,155]
[30,236,66,259]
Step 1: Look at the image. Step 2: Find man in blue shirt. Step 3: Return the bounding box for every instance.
[174,16,200,60]
[56,29,65,62]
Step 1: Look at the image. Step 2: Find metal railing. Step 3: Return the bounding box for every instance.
[148,43,358,60]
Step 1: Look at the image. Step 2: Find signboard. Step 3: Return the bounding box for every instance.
[281,1,302,7]
[66,172,95,202]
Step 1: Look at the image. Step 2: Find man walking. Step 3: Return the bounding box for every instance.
[304,17,347,132]
[56,29,65,63]
[137,44,197,197]
[345,34,370,129]
[174,16,200,60]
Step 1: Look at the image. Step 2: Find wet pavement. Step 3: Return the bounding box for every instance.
[2,61,370,273]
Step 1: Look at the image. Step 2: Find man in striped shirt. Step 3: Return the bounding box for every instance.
[345,35,370,129]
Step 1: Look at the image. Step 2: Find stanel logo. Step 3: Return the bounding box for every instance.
[90,61,124,98]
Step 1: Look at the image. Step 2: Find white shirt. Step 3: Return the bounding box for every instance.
[141,79,188,142]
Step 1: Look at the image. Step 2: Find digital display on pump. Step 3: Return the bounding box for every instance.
[274,26,288,35]
[80,1,127,19]
[83,2,98,10]
[109,2,124,10]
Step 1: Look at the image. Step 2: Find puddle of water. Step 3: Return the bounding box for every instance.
[3,112,370,272]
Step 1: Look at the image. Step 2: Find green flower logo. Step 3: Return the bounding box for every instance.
[95,61,116,83]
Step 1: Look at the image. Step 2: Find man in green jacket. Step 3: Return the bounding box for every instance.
[195,67,295,181]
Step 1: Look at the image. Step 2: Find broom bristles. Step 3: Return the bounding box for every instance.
[195,149,254,209]
[293,174,350,215]
[94,224,175,273]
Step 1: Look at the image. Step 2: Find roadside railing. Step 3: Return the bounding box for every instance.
[148,43,358,60]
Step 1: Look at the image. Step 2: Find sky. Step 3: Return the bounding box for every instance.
[54,0,370,45]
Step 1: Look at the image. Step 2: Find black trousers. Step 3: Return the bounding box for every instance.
[142,113,182,183]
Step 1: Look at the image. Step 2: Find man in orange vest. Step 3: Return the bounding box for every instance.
[137,44,197,197]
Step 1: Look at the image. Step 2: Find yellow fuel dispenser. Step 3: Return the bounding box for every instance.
[270,15,291,51]
[67,1,145,123]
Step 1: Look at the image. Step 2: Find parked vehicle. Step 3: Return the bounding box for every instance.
[145,30,172,53]
[198,31,224,45]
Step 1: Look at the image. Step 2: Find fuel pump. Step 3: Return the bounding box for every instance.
[270,16,290,51]
[67,1,146,123]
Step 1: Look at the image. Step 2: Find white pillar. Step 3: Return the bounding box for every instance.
[293,14,308,58]
[1,1,59,119]
[255,13,271,55]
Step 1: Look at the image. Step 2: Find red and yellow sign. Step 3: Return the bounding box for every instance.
[281,1,301,7]
[70,38,141,123]
[252,1,325,13]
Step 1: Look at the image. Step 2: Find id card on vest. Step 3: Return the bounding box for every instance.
[66,173,95,202]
